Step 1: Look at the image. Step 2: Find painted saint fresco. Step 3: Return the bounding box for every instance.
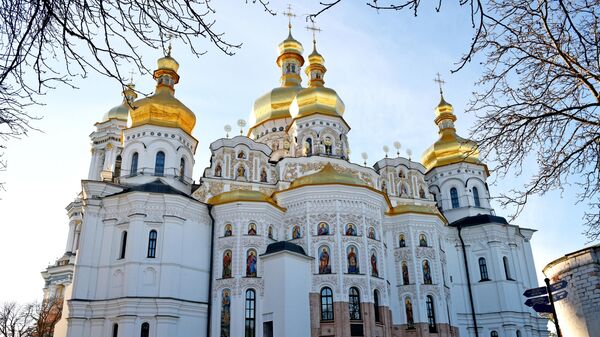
[345,223,357,236]
[222,250,232,278]
[318,222,329,235]
[371,252,378,277]
[423,260,432,284]
[248,223,257,235]
[224,224,232,237]
[319,246,331,274]
[347,246,359,274]
[246,250,257,277]
[220,289,231,337]
[292,225,301,239]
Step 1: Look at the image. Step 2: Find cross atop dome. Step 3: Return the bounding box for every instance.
[282,4,296,30]
[434,72,446,96]
[306,20,322,46]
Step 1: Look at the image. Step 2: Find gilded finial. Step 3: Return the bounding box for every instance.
[434,72,446,96]
[163,33,174,57]
[282,4,296,31]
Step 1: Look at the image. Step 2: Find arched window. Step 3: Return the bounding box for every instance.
[147,230,157,258]
[305,138,313,155]
[348,287,361,320]
[224,224,233,237]
[399,234,406,247]
[119,231,127,259]
[503,256,512,280]
[320,287,334,321]
[347,246,359,274]
[426,296,437,333]
[479,257,489,281]
[114,155,122,178]
[374,290,381,323]
[221,289,231,336]
[419,234,428,247]
[318,246,331,274]
[402,261,410,285]
[423,260,432,284]
[244,289,256,337]
[214,163,222,177]
[399,170,405,178]
[317,222,329,235]
[130,152,139,176]
[450,187,460,208]
[246,250,257,277]
[154,151,165,176]
[419,187,426,199]
[292,225,301,239]
[179,157,186,181]
[222,250,232,278]
[112,323,118,337]
[405,298,414,328]
[516,330,522,337]
[324,136,333,155]
[267,225,273,239]
[140,322,149,337]
[491,331,499,337]
[473,186,481,207]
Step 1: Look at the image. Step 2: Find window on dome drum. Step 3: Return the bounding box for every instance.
[147,230,157,258]
[245,289,256,337]
[426,295,437,333]
[154,151,165,176]
[473,186,481,207]
[348,287,362,320]
[450,187,460,208]
[305,138,312,155]
[479,257,489,281]
[140,322,149,337]
[130,152,139,176]
[119,231,127,259]
[114,155,122,178]
[491,331,499,337]
[516,330,522,337]
[374,290,381,323]
[503,256,513,280]
[179,157,185,181]
[320,287,334,321]
[112,324,118,337]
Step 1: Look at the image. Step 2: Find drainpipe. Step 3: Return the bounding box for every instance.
[206,204,215,337]
[457,225,479,337]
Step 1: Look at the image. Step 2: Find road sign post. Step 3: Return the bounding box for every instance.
[545,278,563,337]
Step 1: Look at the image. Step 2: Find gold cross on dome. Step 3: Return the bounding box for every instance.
[306,21,322,44]
[128,69,135,83]
[434,72,446,95]
[282,4,296,29]
[163,33,174,56]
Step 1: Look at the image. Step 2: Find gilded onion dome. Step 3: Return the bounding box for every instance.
[248,28,305,134]
[128,53,196,135]
[290,163,364,188]
[290,42,345,120]
[421,94,480,171]
[102,83,137,122]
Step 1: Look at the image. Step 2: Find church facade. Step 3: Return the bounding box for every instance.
[42,26,548,337]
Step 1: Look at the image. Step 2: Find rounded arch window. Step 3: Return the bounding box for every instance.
[473,186,481,207]
[491,331,499,337]
[348,287,361,320]
[450,187,460,208]
[399,234,406,247]
[320,287,334,321]
[267,225,273,239]
[154,151,165,176]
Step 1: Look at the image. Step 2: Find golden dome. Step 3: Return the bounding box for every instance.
[421,95,480,171]
[386,203,447,223]
[290,43,345,120]
[102,84,137,122]
[129,54,196,135]
[290,163,365,188]
[248,30,305,134]
[208,190,283,210]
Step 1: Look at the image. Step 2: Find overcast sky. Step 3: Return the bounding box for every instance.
[0,1,592,303]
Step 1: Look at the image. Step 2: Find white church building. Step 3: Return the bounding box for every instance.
[41,25,549,337]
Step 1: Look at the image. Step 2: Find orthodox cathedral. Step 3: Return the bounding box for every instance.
[41,23,549,337]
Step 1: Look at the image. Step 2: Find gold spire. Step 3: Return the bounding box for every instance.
[421,80,480,171]
[128,51,196,135]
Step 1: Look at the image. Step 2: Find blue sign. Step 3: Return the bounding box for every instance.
[533,303,553,314]
[553,290,568,302]
[525,296,549,307]
[523,286,547,298]
[550,280,568,292]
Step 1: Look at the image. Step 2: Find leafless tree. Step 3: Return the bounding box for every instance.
[311,0,600,240]
[0,298,63,337]
[0,0,276,190]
